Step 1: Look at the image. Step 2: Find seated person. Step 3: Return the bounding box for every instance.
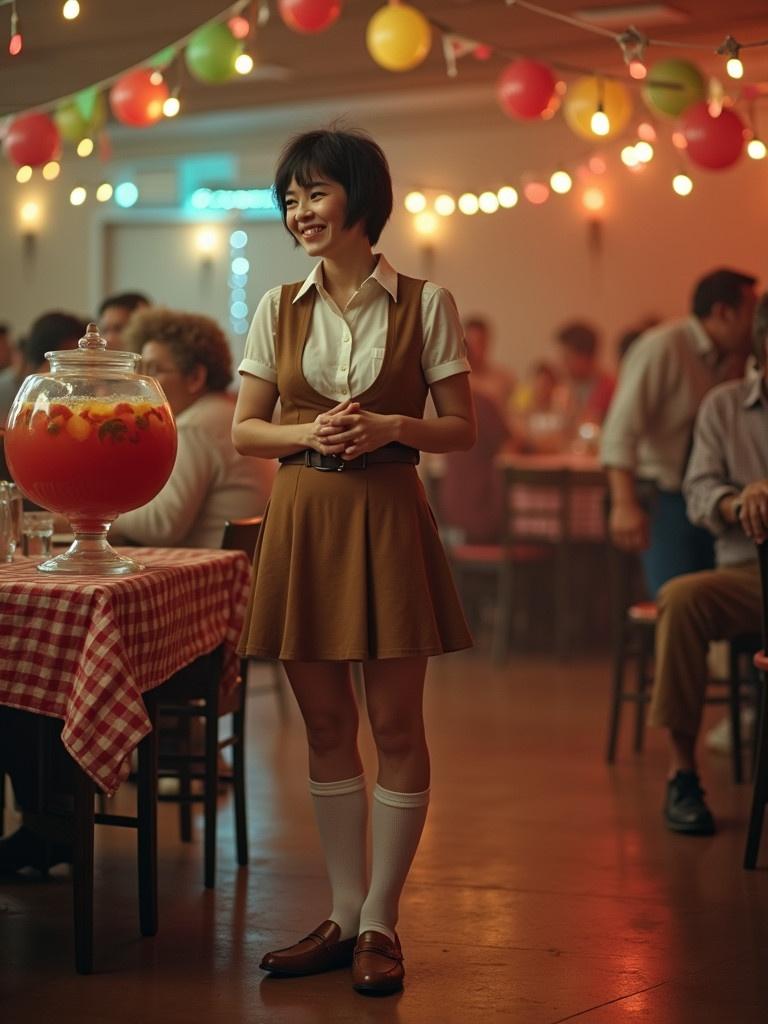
[555,320,615,432]
[510,360,568,454]
[98,291,150,348]
[649,291,768,836]
[1,311,86,425]
[112,308,273,548]
[463,316,516,410]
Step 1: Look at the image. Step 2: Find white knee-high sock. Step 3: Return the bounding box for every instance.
[309,774,368,940]
[358,783,430,942]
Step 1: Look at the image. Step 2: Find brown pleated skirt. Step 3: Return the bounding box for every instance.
[238,462,472,661]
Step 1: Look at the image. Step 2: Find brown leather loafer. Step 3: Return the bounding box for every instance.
[352,930,404,995]
[260,920,356,976]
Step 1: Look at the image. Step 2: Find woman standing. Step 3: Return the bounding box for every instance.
[232,128,475,996]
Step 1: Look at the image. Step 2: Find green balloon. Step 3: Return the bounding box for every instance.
[149,45,176,69]
[185,22,242,84]
[55,91,106,142]
[642,59,706,118]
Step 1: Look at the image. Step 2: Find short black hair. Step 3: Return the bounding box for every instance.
[753,291,768,367]
[98,291,151,316]
[24,312,88,369]
[273,127,393,246]
[691,269,756,319]
[556,321,599,357]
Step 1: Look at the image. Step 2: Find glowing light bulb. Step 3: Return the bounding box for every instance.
[588,156,607,175]
[42,161,60,181]
[149,71,164,86]
[19,200,41,229]
[497,186,518,208]
[523,182,549,205]
[591,109,610,136]
[582,187,605,213]
[748,139,767,160]
[672,174,693,196]
[457,193,479,215]
[96,183,114,202]
[478,191,499,214]
[637,122,656,142]
[628,60,647,80]
[404,191,427,214]
[229,15,250,39]
[434,194,456,216]
[672,131,688,150]
[195,227,218,255]
[69,187,87,206]
[726,57,744,79]
[9,33,22,56]
[15,165,32,184]
[414,212,438,236]
[235,53,254,75]
[62,1,80,20]
[550,171,572,195]
[163,96,181,117]
[634,141,654,163]
[77,137,94,158]
[621,145,639,168]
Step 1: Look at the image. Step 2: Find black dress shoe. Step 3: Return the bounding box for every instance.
[0,826,73,874]
[260,920,356,976]
[664,771,716,835]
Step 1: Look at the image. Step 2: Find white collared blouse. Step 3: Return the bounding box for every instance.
[238,254,470,402]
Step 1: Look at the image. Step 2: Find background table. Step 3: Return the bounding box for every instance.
[0,547,251,795]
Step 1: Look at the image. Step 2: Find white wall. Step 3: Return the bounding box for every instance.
[2,86,766,377]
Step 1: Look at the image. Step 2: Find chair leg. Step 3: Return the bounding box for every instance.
[728,644,744,784]
[178,716,193,843]
[633,631,650,754]
[203,682,219,889]
[72,764,95,975]
[136,696,158,937]
[233,666,249,868]
[744,675,768,869]
[0,769,5,837]
[606,623,629,763]
[491,562,513,665]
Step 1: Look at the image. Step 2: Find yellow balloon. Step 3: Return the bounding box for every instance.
[563,76,632,140]
[366,3,431,73]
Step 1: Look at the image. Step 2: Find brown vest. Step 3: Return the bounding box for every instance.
[275,274,428,424]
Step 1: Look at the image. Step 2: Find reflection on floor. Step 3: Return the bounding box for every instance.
[2,654,768,1023]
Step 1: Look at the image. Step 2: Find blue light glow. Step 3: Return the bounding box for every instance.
[230,301,249,319]
[231,256,250,275]
[115,182,139,208]
[230,230,248,248]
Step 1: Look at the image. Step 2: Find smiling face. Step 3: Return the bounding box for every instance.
[284,176,367,260]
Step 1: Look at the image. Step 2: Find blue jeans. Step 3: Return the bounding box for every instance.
[640,489,715,598]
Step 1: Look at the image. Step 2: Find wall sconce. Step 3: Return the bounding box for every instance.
[18,199,42,260]
[194,225,220,267]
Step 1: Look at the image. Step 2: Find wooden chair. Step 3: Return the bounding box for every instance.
[606,546,760,784]
[745,541,768,868]
[153,517,262,889]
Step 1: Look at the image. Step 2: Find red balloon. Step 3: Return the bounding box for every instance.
[279,0,341,34]
[3,113,60,167]
[497,59,556,120]
[680,102,745,170]
[110,69,169,128]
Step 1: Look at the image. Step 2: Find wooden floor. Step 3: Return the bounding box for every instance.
[2,653,768,1023]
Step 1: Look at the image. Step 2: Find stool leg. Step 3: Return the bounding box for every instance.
[744,675,768,869]
[606,622,628,763]
[178,716,193,843]
[137,697,158,937]
[72,764,95,974]
[729,644,744,784]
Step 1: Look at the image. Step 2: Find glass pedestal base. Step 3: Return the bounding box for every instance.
[37,529,143,575]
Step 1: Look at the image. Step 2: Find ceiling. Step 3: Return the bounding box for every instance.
[2,1,768,122]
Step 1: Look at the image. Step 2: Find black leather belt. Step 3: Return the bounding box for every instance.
[279,443,420,472]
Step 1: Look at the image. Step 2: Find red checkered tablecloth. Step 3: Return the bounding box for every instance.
[0,548,252,795]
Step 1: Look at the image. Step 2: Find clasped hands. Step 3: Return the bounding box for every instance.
[308,398,395,460]
[734,480,768,544]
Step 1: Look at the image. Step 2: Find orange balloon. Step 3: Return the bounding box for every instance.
[563,77,632,140]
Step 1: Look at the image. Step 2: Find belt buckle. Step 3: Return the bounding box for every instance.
[315,452,344,472]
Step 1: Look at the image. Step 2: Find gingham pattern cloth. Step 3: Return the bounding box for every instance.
[0,548,251,795]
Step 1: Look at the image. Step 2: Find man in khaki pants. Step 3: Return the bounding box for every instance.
[651,293,768,835]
